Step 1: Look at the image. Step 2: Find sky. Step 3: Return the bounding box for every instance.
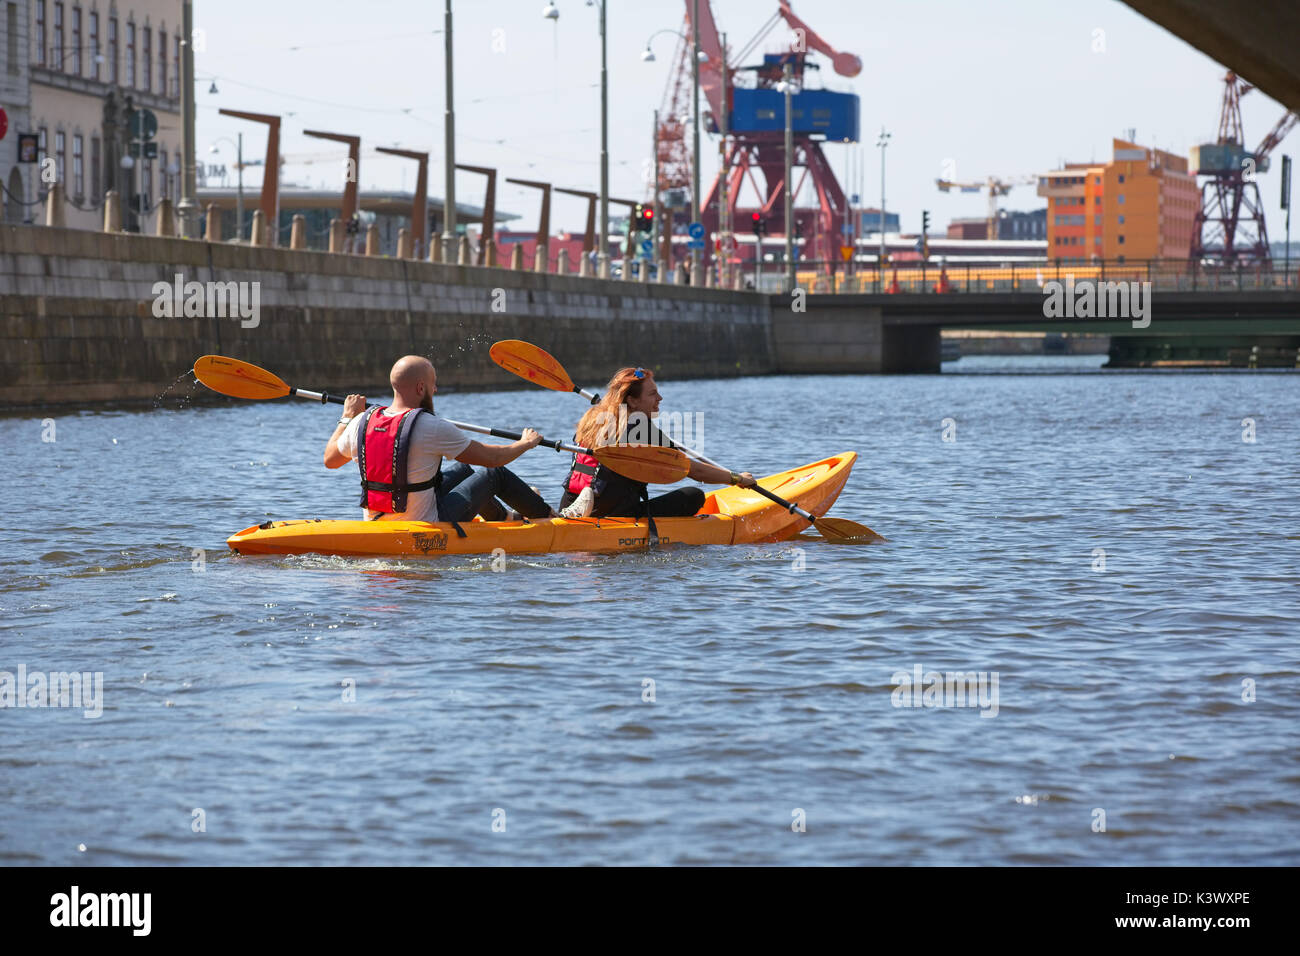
[194,0,1299,236]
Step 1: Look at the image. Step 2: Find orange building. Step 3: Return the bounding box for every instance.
[1038,139,1199,263]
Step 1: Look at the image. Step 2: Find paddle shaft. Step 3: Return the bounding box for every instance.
[296,386,589,457]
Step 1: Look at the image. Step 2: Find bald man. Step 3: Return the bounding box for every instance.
[323,355,554,523]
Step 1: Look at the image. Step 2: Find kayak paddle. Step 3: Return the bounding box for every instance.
[192,355,689,485]
[487,340,884,543]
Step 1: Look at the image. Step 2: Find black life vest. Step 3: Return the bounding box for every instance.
[356,406,442,515]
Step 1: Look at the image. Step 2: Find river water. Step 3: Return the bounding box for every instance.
[2,356,1297,865]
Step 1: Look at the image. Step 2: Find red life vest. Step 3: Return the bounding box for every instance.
[565,450,601,495]
[356,406,441,515]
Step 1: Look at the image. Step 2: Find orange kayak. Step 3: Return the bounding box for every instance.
[226,452,856,557]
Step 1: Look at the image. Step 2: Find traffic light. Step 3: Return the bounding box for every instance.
[751,211,761,234]
[639,204,655,233]
[921,210,930,234]
[921,210,931,259]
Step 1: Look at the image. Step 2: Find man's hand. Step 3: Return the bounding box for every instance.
[514,427,543,452]
[735,471,757,488]
[324,395,367,469]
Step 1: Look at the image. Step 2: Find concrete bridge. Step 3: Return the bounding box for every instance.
[777,290,1300,372]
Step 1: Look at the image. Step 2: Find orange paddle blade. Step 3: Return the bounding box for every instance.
[592,443,691,485]
[489,340,576,393]
[194,355,291,401]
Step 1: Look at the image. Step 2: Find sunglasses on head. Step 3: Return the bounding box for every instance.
[632,367,646,379]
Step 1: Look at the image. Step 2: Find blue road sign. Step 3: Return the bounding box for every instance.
[687,238,705,250]
[687,222,705,239]
[640,240,653,254]
[841,223,853,234]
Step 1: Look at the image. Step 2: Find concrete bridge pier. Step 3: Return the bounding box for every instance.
[772,301,941,373]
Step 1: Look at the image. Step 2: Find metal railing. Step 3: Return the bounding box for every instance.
[786,259,1300,295]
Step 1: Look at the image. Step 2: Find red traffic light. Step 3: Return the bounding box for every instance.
[751,212,761,222]
[642,207,654,220]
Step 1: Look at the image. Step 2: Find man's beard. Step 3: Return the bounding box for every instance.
[421,393,434,413]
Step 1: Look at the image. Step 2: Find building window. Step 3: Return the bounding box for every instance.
[160,149,168,198]
[1095,215,1102,226]
[143,160,152,201]
[1117,195,1125,205]
[1118,174,1125,184]
[6,3,17,75]
[142,26,150,91]
[38,127,47,165]
[172,34,179,97]
[1095,196,1100,205]
[88,10,98,79]
[158,29,166,95]
[91,136,101,198]
[53,2,63,68]
[36,1,45,66]
[109,17,118,83]
[1095,176,1100,184]
[126,21,134,87]
[56,131,66,184]
[1118,235,1125,245]
[71,5,80,75]
[73,134,83,197]
[1118,214,1125,225]
[1095,236,1101,245]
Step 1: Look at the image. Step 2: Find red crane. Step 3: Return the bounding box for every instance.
[1191,71,1298,266]
[654,1,862,274]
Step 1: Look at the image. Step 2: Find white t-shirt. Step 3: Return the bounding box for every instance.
[338,409,471,522]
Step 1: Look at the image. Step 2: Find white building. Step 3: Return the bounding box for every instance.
[27,1,183,231]
[1,1,36,221]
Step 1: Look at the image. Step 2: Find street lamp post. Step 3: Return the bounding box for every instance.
[209,134,243,240]
[718,31,729,289]
[442,0,457,262]
[546,2,608,278]
[877,126,890,293]
[177,0,199,237]
[690,0,702,286]
[782,61,795,294]
[598,1,609,278]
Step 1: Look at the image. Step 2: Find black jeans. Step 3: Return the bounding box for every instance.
[559,485,705,518]
[437,462,552,522]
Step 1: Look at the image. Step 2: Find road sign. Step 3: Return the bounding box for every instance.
[687,238,705,250]
[687,222,705,239]
[840,245,854,261]
[128,109,158,141]
[850,193,860,205]
[129,142,159,159]
[640,239,653,254]
[841,223,854,234]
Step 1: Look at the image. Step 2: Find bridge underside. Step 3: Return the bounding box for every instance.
[1123,0,1300,111]
[775,293,1300,373]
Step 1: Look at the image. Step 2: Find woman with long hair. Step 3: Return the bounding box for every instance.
[558,366,755,518]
